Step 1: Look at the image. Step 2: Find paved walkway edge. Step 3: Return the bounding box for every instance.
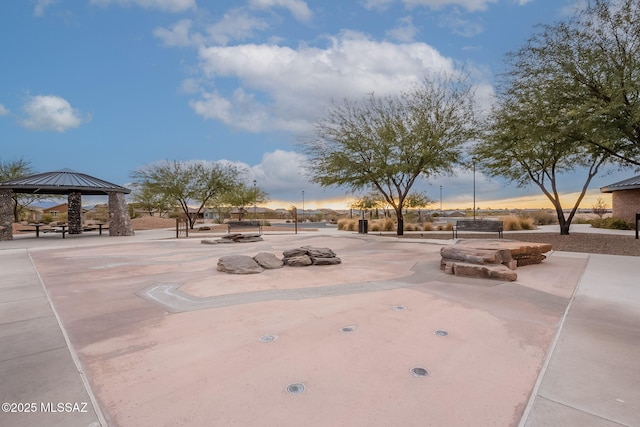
[28,250,108,427]
[517,251,588,426]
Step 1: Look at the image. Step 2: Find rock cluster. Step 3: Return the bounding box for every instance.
[217,246,341,274]
[282,246,341,266]
[440,239,552,281]
[202,234,263,244]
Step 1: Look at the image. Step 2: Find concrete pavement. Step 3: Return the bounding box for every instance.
[0,226,638,426]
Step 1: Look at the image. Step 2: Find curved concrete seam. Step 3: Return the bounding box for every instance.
[136,271,428,313]
[28,249,109,427]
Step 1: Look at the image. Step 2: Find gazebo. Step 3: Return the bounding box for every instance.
[0,169,134,240]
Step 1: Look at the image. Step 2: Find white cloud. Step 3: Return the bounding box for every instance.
[402,0,498,11]
[19,95,89,132]
[34,0,56,17]
[363,0,498,12]
[223,149,334,202]
[0,104,9,116]
[153,19,196,46]
[154,10,269,47]
[205,9,269,45]
[439,12,485,37]
[362,0,395,11]
[386,16,419,42]
[90,0,196,13]
[249,0,313,22]
[190,31,455,133]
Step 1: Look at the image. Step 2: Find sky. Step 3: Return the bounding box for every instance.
[0,0,634,210]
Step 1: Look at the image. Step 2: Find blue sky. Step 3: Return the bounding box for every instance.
[0,0,630,209]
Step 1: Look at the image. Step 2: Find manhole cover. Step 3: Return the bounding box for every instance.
[434,330,449,337]
[340,326,356,333]
[259,335,277,343]
[411,367,429,377]
[392,305,407,311]
[286,383,305,394]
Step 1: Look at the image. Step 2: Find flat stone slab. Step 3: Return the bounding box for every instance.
[253,252,284,269]
[441,239,553,280]
[445,261,518,281]
[456,239,553,267]
[202,234,263,244]
[217,255,264,274]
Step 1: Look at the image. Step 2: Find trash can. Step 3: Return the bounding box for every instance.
[358,219,368,234]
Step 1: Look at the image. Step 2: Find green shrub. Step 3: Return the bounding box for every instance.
[590,217,632,230]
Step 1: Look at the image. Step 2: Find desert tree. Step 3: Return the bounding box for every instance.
[475,0,640,235]
[130,182,173,217]
[510,0,640,166]
[404,191,433,222]
[475,75,612,235]
[220,181,269,221]
[0,158,44,222]
[350,191,385,219]
[302,74,477,235]
[131,160,240,229]
[592,197,609,218]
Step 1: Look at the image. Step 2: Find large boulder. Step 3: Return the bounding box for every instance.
[253,252,284,269]
[282,246,342,266]
[285,254,313,267]
[217,255,264,274]
[301,246,336,258]
[283,248,308,258]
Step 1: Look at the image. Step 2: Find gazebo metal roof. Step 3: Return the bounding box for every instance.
[600,174,640,193]
[0,168,131,195]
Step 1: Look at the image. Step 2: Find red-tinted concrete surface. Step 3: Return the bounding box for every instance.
[28,234,584,427]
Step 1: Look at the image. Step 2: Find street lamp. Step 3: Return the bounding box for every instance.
[302,190,305,222]
[439,185,442,211]
[253,180,257,219]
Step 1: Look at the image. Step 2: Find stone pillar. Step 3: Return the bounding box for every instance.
[68,192,83,235]
[108,192,134,236]
[0,189,14,241]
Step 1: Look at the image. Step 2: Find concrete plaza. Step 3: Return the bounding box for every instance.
[1,226,638,426]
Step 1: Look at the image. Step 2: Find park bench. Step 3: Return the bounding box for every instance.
[227,220,262,235]
[453,220,504,239]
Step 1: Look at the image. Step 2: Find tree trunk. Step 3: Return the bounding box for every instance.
[556,211,570,235]
[396,208,404,236]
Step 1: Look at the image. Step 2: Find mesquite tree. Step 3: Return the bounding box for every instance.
[302,75,476,235]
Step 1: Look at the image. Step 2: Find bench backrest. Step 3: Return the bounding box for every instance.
[228,220,261,227]
[456,220,503,231]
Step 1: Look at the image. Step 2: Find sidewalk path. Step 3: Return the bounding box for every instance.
[0,249,102,427]
[522,253,640,426]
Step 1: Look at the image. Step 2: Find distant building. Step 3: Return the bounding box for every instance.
[600,175,640,224]
[43,203,68,218]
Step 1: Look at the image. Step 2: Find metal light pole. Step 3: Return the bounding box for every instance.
[439,185,442,211]
[472,159,476,221]
[302,190,305,222]
[253,180,257,219]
